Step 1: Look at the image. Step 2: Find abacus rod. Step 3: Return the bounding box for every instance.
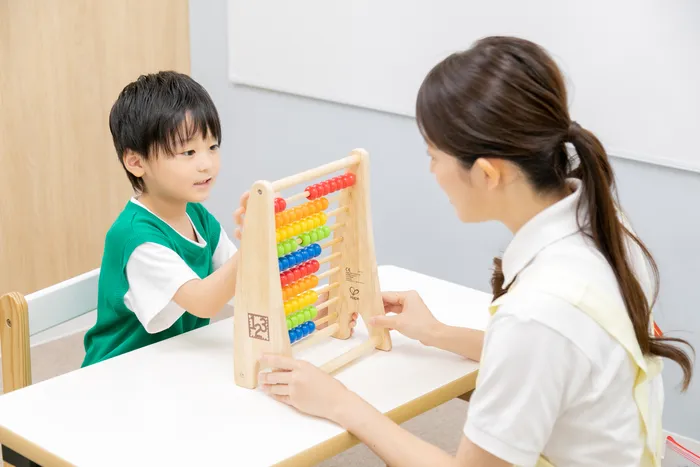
[271,154,360,192]
[316,282,340,295]
[318,252,341,265]
[292,323,340,353]
[315,296,339,311]
[317,267,340,280]
[319,237,343,249]
[314,311,338,326]
[326,206,349,217]
[320,336,383,374]
[284,191,309,203]
[329,223,345,231]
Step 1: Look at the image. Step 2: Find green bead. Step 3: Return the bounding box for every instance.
[310,230,319,242]
[290,315,299,327]
[286,318,292,330]
[322,226,331,238]
[290,239,298,252]
[304,308,312,322]
[309,305,318,319]
[278,244,285,257]
[301,234,311,246]
[284,241,293,254]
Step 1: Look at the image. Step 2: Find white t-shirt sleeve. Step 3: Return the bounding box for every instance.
[212,229,238,270]
[123,242,200,334]
[464,312,590,466]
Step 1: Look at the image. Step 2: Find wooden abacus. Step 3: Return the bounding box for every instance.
[233,148,392,389]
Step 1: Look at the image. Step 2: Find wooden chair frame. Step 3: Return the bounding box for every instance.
[0,268,99,394]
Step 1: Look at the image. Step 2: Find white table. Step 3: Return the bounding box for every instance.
[0,265,492,466]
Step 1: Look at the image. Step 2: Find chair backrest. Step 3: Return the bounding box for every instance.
[0,268,99,393]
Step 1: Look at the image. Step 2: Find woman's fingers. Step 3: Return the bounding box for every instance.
[260,370,293,385]
[262,383,290,396]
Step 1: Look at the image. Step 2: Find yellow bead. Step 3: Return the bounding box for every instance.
[301,219,312,231]
[319,212,327,225]
[293,222,303,235]
[308,290,318,305]
[284,302,293,315]
[283,226,294,239]
[276,231,281,243]
[290,298,300,312]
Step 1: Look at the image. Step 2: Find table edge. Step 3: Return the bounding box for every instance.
[271,370,478,467]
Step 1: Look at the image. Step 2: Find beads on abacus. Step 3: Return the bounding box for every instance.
[305,173,356,200]
[276,214,329,244]
[275,198,328,230]
[279,244,322,275]
[282,274,319,300]
[288,306,318,343]
[283,289,319,316]
[289,320,316,343]
[274,197,287,213]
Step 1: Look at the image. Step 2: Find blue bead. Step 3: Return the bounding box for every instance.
[288,330,295,343]
[308,321,316,333]
[293,251,303,264]
[281,257,290,270]
[302,324,311,336]
[313,244,322,256]
[291,329,300,341]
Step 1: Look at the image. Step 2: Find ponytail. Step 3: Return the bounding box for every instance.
[568,121,695,390]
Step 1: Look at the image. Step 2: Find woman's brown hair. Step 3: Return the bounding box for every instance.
[416,36,694,390]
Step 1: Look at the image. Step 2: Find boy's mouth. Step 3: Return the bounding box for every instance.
[194,177,212,186]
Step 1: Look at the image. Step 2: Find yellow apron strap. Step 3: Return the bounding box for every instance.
[484,272,663,467]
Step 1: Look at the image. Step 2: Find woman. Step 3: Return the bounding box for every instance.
[255,37,694,466]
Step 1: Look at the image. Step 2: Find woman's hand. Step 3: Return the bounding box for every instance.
[258,354,352,422]
[369,290,442,344]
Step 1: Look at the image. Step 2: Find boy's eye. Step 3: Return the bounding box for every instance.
[183,150,195,156]
[210,144,219,151]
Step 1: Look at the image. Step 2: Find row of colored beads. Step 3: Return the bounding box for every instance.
[289,320,316,343]
[277,225,330,257]
[282,274,319,301]
[305,173,356,200]
[275,198,328,227]
[278,244,322,273]
[276,214,329,244]
[280,259,320,287]
[286,305,318,329]
[284,289,318,315]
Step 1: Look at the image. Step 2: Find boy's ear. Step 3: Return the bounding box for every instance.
[122,150,146,178]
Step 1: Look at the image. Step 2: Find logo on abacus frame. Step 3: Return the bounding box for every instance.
[247,313,270,341]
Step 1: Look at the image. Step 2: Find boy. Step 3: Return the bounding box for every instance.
[82,71,240,366]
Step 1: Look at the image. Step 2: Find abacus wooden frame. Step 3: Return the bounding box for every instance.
[233,148,392,389]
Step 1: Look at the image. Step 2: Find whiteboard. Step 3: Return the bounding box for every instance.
[228,0,700,173]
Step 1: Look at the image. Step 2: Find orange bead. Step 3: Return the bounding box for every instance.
[275,214,282,227]
[320,197,329,210]
[310,275,319,287]
[291,284,301,296]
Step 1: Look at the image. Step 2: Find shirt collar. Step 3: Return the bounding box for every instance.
[502,178,587,286]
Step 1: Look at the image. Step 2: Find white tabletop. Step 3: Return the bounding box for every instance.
[0,265,492,466]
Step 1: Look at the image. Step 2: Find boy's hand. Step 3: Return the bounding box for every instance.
[233,191,249,240]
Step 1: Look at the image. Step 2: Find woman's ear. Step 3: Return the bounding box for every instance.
[474,158,501,190]
[123,150,146,178]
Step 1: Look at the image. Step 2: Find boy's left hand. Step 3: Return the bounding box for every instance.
[233,191,249,240]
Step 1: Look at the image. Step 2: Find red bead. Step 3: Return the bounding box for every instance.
[285,271,293,285]
[293,268,302,281]
[302,262,311,277]
[277,197,286,211]
[329,179,338,192]
[310,259,319,272]
[280,274,288,287]
[322,181,331,195]
[345,173,356,186]
[305,186,315,200]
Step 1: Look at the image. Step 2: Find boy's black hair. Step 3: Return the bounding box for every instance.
[109,71,222,192]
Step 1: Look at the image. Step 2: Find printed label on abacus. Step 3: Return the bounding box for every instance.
[247,313,269,341]
[345,267,363,284]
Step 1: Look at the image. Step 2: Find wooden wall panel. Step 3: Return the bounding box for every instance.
[0,0,190,294]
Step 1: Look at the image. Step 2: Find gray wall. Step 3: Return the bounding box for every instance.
[191,0,699,439]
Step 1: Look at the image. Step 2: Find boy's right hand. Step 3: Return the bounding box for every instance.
[233,191,249,240]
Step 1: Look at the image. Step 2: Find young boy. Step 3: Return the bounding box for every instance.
[82,71,240,366]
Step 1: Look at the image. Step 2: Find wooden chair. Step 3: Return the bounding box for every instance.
[0,268,99,394]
